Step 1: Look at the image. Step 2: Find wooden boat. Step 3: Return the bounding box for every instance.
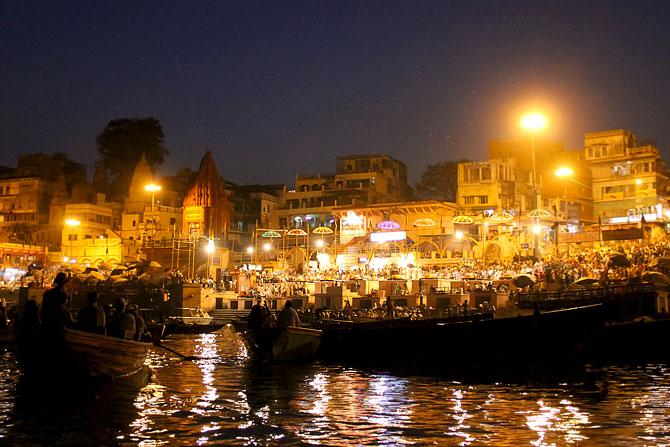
[64,329,150,378]
[319,304,605,372]
[241,326,322,362]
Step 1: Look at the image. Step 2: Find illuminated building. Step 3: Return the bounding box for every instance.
[60,200,123,265]
[271,153,410,231]
[584,129,668,223]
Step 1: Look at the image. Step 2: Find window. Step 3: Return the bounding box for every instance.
[68,234,77,241]
[477,195,488,204]
[481,167,491,180]
[602,146,608,156]
[467,168,480,182]
[464,196,475,205]
[588,148,594,158]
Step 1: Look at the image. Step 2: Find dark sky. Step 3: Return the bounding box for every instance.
[1,1,668,185]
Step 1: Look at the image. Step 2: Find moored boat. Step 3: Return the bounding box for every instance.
[240,326,322,362]
[64,329,150,378]
[319,304,605,372]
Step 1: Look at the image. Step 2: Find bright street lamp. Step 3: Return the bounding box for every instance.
[64,218,81,262]
[521,112,548,259]
[205,239,215,254]
[262,242,272,252]
[555,166,574,178]
[315,239,324,248]
[454,230,464,241]
[144,183,162,211]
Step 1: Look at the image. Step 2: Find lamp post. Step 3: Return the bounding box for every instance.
[521,112,547,259]
[246,246,254,264]
[144,183,162,211]
[64,218,81,262]
[205,238,215,279]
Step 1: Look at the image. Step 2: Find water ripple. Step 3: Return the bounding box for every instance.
[2,329,670,445]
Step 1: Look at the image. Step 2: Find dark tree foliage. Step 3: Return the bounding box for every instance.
[95,117,168,198]
[414,160,469,202]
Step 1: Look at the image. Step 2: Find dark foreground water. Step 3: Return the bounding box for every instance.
[1,328,670,446]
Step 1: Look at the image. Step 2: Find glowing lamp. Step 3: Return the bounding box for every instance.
[521,113,547,130]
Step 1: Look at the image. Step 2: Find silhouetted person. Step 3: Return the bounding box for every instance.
[108,298,136,339]
[248,298,264,332]
[277,301,301,328]
[40,272,73,335]
[76,292,106,335]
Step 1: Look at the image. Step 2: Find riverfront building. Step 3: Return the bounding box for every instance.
[271,154,411,231]
[584,129,669,223]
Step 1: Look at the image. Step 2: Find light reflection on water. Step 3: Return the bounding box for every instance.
[2,328,670,446]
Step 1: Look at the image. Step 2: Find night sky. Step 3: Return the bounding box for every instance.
[1,1,668,185]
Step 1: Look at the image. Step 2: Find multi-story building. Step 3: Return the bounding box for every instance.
[61,199,124,265]
[457,159,517,214]
[271,153,411,230]
[585,129,669,222]
[226,183,285,253]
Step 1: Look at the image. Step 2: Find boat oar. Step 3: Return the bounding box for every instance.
[152,340,199,361]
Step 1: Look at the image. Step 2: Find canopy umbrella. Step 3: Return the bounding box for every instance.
[377,220,400,231]
[149,261,162,269]
[572,277,599,287]
[641,271,670,285]
[528,209,552,218]
[112,277,128,283]
[608,252,630,268]
[89,271,106,281]
[97,262,113,270]
[261,230,282,238]
[413,218,436,227]
[68,265,86,274]
[312,226,334,234]
[110,268,127,276]
[286,228,307,236]
[112,265,128,271]
[489,210,514,222]
[512,274,536,288]
[84,267,99,273]
[451,215,474,224]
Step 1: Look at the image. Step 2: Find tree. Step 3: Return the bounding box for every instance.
[414,160,469,202]
[95,117,168,198]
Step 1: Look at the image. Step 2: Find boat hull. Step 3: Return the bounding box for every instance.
[241,326,322,362]
[272,327,322,361]
[319,304,605,372]
[64,329,149,378]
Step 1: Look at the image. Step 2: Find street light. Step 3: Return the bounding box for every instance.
[144,183,162,211]
[521,112,547,259]
[246,245,254,263]
[64,218,81,262]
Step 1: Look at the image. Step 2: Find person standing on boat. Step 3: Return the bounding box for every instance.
[108,298,136,339]
[277,300,301,328]
[76,292,106,335]
[40,272,73,335]
[248,298,264,332]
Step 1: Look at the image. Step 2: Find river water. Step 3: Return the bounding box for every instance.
[1,327,670,446]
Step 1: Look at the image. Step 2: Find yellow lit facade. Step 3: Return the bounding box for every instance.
[60,202,123,266]
[585,129,668,223]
